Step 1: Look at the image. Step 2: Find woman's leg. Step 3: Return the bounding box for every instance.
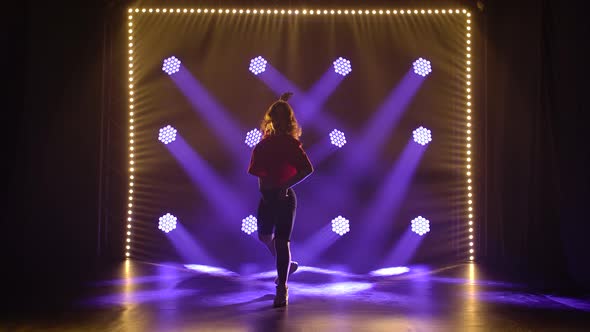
[258,233,276,257]
[274,238,291,287]
[257,192,278,257]
[274,189,297,287]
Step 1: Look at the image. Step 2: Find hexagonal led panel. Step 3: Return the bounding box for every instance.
[411,216,430,236]
[245,129,262,148]
[412,126,432,146]
[333,57,352,76]
[249,56,267,75]
[413,57,432,77]
[162,56,181,75]
[158,213,178,233]
[241,215,258,235]
[158,125,178,145]
[331,215,350,236]
[329,129,347,148]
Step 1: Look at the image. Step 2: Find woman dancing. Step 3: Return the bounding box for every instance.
[248,92,314,307]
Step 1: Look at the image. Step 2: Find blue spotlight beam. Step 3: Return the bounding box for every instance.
[344,69,425,175]
[166,136,247,223]
[257,63,347,134]
[297,70,344,125]
[305,136,340,166]
[258,64,305,97]
[170,65,248,163]
[364,142,426,224]
[297,224,341,265]
[308,69,345,103]
[167,223,218,266]
[351,140,427,263]
[380,227,425,267]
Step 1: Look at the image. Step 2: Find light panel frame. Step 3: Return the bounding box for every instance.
[125,7,475,261]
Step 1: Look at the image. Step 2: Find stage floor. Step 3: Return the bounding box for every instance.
[5,261,590,331]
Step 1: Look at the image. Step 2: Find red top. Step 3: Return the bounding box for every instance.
[248,134,313,188]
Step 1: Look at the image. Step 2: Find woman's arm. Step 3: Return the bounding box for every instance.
[248,146,267,177]
[283,139,314,189]
[282,166,313,190]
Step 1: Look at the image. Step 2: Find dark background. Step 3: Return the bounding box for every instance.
[6,0,589,311]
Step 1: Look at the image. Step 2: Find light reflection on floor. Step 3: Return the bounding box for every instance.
[82,262,590,310]
[71,261,590,332]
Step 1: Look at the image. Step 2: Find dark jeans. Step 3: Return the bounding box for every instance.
[257,188,297,241]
